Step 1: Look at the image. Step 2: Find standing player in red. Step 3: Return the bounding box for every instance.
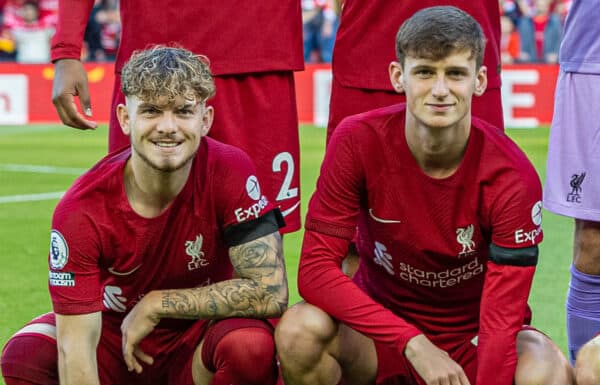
[275,7,572,385]
[327,0,503,143]
[1,46,287,385]
[50,1,303,233]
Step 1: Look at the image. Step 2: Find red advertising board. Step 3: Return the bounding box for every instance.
[0,63,559,128]
[0,63,115,124]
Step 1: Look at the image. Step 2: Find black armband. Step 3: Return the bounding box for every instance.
[223,209,285,247]
[489,243,538,266]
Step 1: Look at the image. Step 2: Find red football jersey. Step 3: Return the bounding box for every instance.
[51,0,304,75]
[300,104,542,385]
[48,137,279,357]
[332,0,502,90]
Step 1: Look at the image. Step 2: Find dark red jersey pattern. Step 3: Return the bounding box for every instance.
[48,137,279,358]
[332,0,501,91]
[300,104,542,385]
[50,0,303,75]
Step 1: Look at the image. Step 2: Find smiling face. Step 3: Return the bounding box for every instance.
[117,94,213,173]
[390,49,487,130]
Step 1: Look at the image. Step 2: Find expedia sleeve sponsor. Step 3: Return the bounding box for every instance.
[234,195,269,222]
[49,271,75,287]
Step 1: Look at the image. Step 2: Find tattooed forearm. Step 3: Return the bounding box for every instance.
[157,232,288,320]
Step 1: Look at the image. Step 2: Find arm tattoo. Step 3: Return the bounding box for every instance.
[158,232,288,320]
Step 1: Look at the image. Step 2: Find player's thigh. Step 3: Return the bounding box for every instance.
[573,219,600,274]
[515,328,573,385]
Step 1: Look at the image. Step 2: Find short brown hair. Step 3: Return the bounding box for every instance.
[121,45,216,103]
[395,6,486,68]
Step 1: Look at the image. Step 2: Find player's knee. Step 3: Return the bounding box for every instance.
[1,324,58,385]
[212,327,277,385]
[575,336,600,385]
[516,330,574,385]
[275,302,337,367]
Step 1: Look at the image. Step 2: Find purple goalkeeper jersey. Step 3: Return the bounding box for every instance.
[559,0,600,73]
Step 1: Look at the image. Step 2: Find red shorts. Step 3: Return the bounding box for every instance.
[375,326,540,385]
[327,76,504,143]
[109,72,301,233]
[2,313,273,385]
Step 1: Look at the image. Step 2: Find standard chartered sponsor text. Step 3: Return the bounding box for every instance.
[399,259,484,287]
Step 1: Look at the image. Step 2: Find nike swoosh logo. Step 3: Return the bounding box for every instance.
[281,201,301,217]
[369,209,402,224]
[107,264,142,276]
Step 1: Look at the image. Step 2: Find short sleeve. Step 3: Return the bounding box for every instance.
[48,198,103,315]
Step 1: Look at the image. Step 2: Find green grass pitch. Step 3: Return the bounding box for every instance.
[0,124,572,384]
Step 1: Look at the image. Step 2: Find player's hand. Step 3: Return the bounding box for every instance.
[404,334,471,385]
[120,295,159,373]
[52,59,98,130]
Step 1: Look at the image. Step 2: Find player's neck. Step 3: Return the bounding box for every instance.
[123,158,192,218]
[405,118,470,179]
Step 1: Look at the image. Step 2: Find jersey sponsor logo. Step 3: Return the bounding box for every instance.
[107,264,142,276]
[374,241,394,275]
[246,175,261,200]
[456,224,476,258]
[103,285,127,312]
[368,208,402,224]
[49,230,68,270]
[186,234,208,270]
[234,195,269,222]
[531,201,543,226]
[515,226,542,244]
[49,271,75,287]
[399,259,484,288]
[567,172,586,203]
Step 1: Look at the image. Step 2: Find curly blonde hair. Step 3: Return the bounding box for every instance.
[120,45,216,103]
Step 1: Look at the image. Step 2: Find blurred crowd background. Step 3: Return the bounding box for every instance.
[0,0,570,65]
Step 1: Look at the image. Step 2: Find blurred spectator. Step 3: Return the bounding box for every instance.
[3,0,56,29]
[302,0,338,63]
[0,0,17,60]
[517,0,562,63]
[6,0,54,63]
[83,0,119,61]
[96,0,119,60]
[500,14,521,64]
[500,0,523,26]
[83,0,104,61]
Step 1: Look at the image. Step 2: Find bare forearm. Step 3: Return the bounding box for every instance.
[58,350,99,385]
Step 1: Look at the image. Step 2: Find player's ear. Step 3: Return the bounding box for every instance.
[389,61,404,94]
[117,103,130,136]
[200,105,214,137]
[474,65,488,97]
